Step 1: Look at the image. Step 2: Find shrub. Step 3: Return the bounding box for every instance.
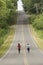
[0,38,4,47]
[0,29,8,37]
[0,20,9,29]
[0,28,9,46]
[7,9,17,25]
[33,14,43,29]
[29,14,36,24]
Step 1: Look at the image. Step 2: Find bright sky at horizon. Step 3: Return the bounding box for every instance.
[17,0,24,11]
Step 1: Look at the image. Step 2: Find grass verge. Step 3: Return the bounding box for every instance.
[0,26,15,58]
[30,25,43,51]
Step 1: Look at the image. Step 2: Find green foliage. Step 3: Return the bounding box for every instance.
[11,0,17,6]
[7,9,17,25]
[0,0,17,46]
[23,0,43,13]
[36,29,43,39]
[6,0,17,25]
[29,15,36,24]
[0,29,8,37]
[6,0,14,9]
[0,0,17,29]
[30,13,43,29]
[0,28,8,46]
[0,21,8,29]
[0,0,9,29]
[0,38,4,46]
[33,14,43,29]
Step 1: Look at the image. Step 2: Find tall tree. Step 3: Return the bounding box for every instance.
[23,0,43,13]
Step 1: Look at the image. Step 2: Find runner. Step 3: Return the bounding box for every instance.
[17,43,21,54]
[26,43,30,53]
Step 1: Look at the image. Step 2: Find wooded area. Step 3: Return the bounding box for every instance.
[0,0,17,46]
[0,0,17,28]
[23,0,43,14]
[23,0,43,29]
[23,0,43,39]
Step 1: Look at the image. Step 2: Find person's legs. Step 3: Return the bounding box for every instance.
[18,48,20,53]
[27,48,30,53]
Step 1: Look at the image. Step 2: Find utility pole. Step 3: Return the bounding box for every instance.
[34,3,39,14]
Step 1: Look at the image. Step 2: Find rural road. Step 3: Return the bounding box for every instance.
[0,11,43,65]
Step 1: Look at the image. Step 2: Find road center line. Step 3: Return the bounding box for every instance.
[22,25,29,65]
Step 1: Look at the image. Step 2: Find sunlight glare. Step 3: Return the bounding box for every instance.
[17,0,24,11]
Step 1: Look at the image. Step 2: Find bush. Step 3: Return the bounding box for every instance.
[0,28,9,46]
[0,38,4,47]
[29,14,36,24]
[0,20,9,29]
[0,29,8,37]
[7,9,17,25]
[33,14,43,29]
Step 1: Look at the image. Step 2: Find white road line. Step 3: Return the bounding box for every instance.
[28,25,43,54]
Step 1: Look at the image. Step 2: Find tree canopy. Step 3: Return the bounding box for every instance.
[23,0,43,14]
[0,0,17,29]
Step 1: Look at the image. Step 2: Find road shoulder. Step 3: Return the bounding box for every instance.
[0,25,15,58]
[29,25,43,52]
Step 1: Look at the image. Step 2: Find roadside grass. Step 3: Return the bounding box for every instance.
[30,25,43,51]
[35,29,43,39]
[0,26,15,58]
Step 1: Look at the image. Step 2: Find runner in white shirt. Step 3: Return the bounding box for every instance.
[26,43,30,53]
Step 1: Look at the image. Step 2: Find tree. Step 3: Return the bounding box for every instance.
[6,0,17,25]
[0,0,17,29]
[0,0,8,29]
[23,0,42,14]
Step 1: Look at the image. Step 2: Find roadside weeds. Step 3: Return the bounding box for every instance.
[29,25,43,52]
[0,26,15,58]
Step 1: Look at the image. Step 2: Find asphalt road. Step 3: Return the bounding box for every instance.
[0,11,43,65]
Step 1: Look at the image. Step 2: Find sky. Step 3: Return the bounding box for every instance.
[17,0,24,11]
